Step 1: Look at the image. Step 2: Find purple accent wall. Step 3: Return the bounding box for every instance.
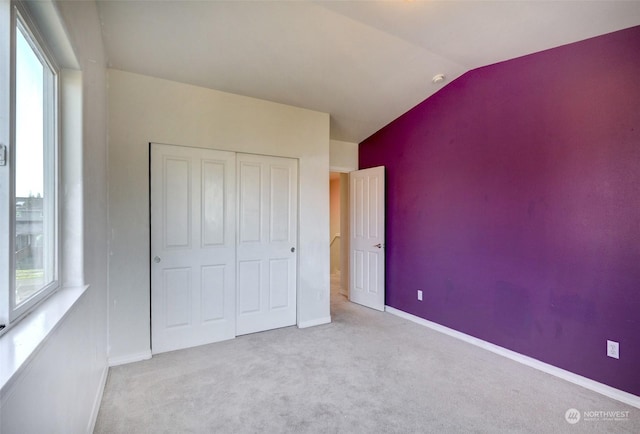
[360,26,640,396]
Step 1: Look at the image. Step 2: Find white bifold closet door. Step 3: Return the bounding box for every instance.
[151,144,237,354]
[236,153,298,336]
[151,144,298,354]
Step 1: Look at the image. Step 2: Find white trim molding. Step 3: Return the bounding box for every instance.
[385,305,640,409]
[298,316,331,329]
[329,166,354,173]
[88,364,109,433]
[108,350,152,367]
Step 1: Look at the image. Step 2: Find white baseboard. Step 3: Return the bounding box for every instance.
[298,316,332,329]
[108,350,152,367]
[385,305,640,409]
[88,363,109,433]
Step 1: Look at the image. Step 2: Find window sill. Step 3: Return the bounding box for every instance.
[0,284,89,394]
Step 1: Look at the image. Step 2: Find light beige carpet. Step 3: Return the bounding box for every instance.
[95,284,638,433]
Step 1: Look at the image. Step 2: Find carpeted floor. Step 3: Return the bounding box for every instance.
[94,277,639,433]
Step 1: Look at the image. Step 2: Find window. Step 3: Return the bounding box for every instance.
[0,4,59,332]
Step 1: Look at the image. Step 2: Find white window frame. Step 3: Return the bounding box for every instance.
[0,2,60,332]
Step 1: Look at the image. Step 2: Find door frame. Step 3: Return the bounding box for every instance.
[329,165,357,299]
[328,171,351,298]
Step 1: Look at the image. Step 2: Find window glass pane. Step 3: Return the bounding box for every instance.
[14,26,54,305]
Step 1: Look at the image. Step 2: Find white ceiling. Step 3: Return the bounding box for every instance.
[96,1,640,143]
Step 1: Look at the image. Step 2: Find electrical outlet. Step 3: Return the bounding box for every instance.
[607,340,619,359]
[417,290,423,301]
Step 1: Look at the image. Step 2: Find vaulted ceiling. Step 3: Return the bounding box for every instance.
[96,1,640,143]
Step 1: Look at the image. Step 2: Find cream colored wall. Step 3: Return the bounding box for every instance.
[1,1,110,432]
[330,139,358,171]
[107,70,331,362]
[329,177,341,273]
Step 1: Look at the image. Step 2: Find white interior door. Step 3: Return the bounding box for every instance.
[349,166,385,311]
[151,144,236,354]
[236,153,298,335]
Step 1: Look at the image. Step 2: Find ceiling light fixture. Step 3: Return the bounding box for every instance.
[432,74,446,84]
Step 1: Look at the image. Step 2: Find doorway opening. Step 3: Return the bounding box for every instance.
[329,172,349,304]
[329,166,386,312]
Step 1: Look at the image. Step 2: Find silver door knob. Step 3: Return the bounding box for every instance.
[291,247,296,253]
[153,256,161,263]
[374,243,382,248]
